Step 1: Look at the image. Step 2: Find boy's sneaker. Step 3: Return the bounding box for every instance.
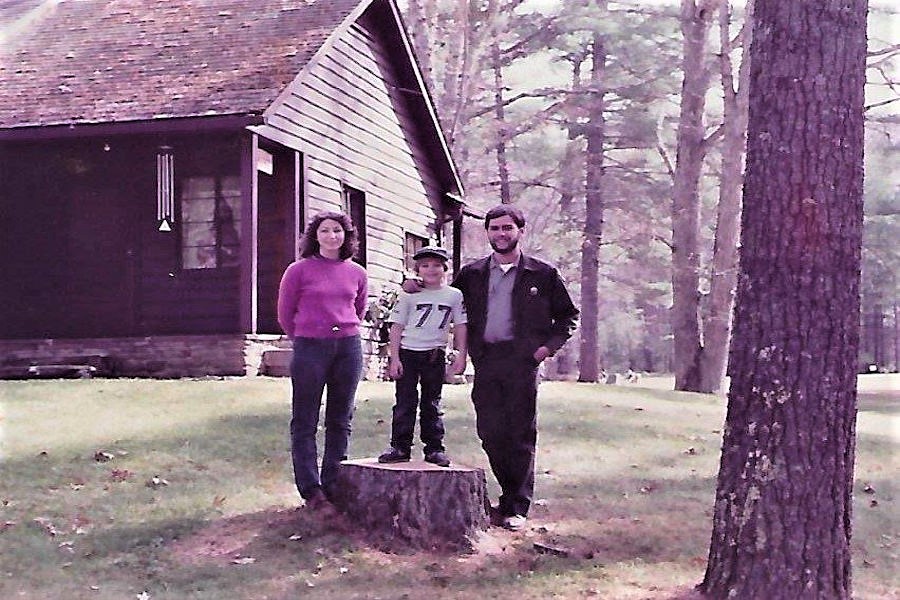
[424,451,451,467]
[377,447,410,463]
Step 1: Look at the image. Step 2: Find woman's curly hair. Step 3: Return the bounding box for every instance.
[299,210,359,260]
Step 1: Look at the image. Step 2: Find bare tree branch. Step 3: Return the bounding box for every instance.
[865,97,900,112]
[867,43,900,58]
[656,144,676,182]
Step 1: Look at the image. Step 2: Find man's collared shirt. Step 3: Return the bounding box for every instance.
[483,254,518,342]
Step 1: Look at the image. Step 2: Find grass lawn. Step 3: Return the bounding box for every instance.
[0,377,896,599]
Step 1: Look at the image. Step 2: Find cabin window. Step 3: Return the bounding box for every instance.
[404,232,428,272]
[342,185,366,267]
[180,175,242,269]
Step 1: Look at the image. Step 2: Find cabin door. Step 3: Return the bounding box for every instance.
[256,145,300,334]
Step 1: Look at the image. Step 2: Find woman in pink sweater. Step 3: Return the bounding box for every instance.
[277,210,368,513]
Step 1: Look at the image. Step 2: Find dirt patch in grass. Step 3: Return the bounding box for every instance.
[167,505,362,565]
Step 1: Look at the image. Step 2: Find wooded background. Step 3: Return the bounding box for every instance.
[399,0,898,392]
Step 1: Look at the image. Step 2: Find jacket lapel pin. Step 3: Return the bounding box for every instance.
[529,286,539,296]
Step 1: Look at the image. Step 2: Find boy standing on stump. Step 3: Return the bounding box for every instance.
[378,246,467,467]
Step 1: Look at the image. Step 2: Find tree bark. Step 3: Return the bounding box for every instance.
[578,25,607,383]
[331,459,490,552]
[491,40,512,204]
[696,0,753,394]
[700,0,867,597]
[671,0,721,392]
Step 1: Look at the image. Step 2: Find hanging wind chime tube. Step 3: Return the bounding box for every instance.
[157,146,174,231]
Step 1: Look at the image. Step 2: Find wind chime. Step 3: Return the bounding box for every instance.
[157,146,174,232]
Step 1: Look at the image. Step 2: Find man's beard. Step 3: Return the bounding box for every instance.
[489,237,519,255]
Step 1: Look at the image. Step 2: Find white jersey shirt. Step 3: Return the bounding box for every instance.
[388,286,467,351]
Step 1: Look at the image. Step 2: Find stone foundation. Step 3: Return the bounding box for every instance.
[0,334,293,379]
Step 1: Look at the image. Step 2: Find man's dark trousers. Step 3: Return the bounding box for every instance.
[471,341,539,518]
[390,348,446,455]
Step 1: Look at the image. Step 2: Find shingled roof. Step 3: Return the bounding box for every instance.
[0,0,366,129]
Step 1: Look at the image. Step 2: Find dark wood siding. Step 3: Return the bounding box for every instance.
[0,141,138,338]
[263,12,446,292]
[0,134,244,339]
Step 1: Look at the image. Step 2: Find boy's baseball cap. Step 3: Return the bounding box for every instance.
[413,246,449,262]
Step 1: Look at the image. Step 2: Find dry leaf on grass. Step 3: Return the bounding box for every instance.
[93,450,115,462]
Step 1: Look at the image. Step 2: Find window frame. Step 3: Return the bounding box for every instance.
[342,184,367,267]
[178,174,242,271]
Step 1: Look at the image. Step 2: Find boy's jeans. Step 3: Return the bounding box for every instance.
[390,347,446,455]
[290,335,362,499]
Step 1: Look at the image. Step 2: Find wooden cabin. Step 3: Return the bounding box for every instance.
[0,0,464,378]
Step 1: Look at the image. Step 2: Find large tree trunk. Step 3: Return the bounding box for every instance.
[671,0,721,392]
[578,26,607,383]
[696,0,753,394]
[700,0,867,597]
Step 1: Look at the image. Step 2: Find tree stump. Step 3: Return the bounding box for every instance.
[330,458,490,552]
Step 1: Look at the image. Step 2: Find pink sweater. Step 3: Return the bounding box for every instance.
[277,256,369,339]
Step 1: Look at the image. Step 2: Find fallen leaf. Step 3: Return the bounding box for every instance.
[231,556,256,565]
[212,495,227,508]
[110,469,132,482]
[862,483,876,494]
[93,450,115,463]
[683,447,697,455]
[533,541,570,557]
[33,517,63,536]
[146,476,169,489]
[288,534,303,541]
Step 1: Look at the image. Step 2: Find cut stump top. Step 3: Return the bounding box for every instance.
[341,457,482,473]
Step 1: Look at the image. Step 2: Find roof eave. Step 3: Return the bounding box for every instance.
[0,113,264,141]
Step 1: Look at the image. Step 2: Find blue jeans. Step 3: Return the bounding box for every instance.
[290,335,362,500]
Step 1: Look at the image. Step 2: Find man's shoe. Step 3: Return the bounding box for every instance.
[501,514,527,531]
[377,447,410,463]
[424,451,451,467]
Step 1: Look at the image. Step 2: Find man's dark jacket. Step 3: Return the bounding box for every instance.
[452,254,579,365]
